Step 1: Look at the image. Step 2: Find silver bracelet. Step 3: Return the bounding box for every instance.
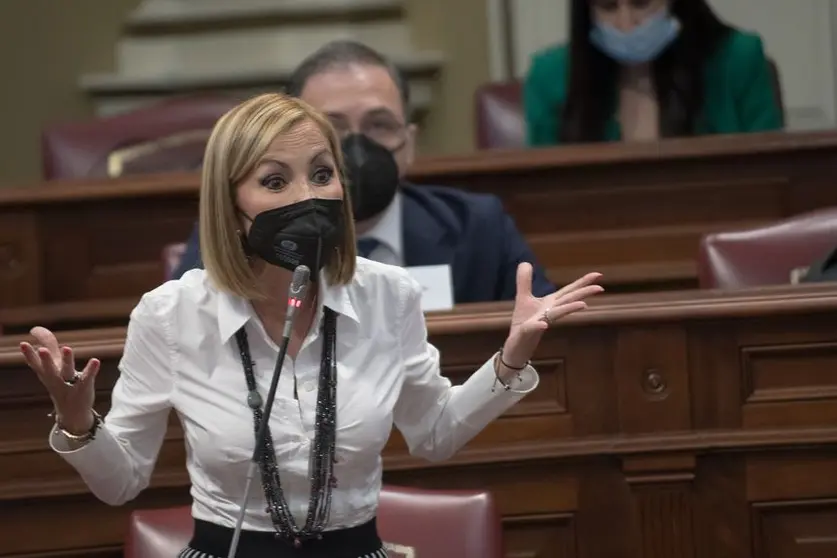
[50,409,103,443]
[491,351,531,394]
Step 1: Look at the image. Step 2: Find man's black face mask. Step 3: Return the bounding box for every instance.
[341,133,401,222]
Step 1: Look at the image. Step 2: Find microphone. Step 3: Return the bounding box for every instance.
[283,265,310,338]
[228,265,311,558]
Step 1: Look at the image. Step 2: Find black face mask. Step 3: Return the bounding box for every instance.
[242,198,344,276]
[341,134,400,222]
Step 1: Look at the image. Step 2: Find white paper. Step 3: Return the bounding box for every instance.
[405,264,454,312]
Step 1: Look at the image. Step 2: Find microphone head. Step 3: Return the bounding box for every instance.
[289,265,311,298]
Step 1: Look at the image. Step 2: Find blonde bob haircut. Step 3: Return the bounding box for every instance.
[199,93,357,299]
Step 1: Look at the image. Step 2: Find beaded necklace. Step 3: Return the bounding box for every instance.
[233,308,338,547]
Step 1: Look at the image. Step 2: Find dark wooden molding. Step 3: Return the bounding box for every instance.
[3,288,837,556]
[124,3,404,37]
[4,131,837,310]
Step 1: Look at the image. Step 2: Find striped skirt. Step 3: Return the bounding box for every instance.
[178,518,385,558]
[177,546,388,558]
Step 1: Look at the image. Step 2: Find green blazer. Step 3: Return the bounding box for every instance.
[524,30,784,146]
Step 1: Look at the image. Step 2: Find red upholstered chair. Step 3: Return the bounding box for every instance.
[474,80,524,150]
[377,486,503,558]
[124,486,503,558]
[697,208,837,289]
[162,243,187,281]
[125,506,191,558]
[41,94,240,180]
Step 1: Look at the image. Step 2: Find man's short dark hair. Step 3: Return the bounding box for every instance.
[287,40,410,114]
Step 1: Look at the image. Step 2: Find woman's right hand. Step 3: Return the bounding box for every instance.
[20,326,101,435]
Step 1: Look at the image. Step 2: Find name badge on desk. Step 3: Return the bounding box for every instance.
[405,264,454,312]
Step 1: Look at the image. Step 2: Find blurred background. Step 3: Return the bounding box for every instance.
[1,0,833,183]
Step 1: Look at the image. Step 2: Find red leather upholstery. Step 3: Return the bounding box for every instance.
[163,243,187,281]
[474,80,524,150]
[124,486,502,558]
[377,485,503,558]
[472,59,784,150]
[697,208,837,289]
[125,506,192,558]
[41,95,240,180]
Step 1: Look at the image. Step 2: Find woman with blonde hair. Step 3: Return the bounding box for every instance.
[20,93,602,558]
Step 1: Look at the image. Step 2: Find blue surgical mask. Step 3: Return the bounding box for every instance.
[590,8,681,65]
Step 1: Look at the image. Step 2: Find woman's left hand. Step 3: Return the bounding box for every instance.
[500,264,604,370]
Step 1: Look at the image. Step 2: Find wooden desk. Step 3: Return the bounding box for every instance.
[2,285,837,557]
[3,130,837,309]
[0,297,138,335]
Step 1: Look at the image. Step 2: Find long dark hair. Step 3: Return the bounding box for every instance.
[561,0,732,142]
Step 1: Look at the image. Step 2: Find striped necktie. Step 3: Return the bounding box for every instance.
[357,238,381,259]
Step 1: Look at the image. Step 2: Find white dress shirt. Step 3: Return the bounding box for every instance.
[50,259,538,532]
[357,192,403,266]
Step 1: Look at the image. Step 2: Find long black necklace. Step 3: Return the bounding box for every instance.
[234,308,338,546]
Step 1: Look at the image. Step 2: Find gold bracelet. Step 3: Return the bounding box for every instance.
[51,410,103,442]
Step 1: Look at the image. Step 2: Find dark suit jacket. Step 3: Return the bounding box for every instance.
[801,246,837,283]
[172,183,554,302]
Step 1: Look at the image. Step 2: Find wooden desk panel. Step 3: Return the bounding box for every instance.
[2,285,837,557]
[0,191,197,308]
[3,131,837,308]
[0,297,138,335]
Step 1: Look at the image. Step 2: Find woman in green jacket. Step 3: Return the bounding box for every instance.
[524,0,783,146]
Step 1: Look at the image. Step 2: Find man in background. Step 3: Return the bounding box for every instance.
[174,40,553,302]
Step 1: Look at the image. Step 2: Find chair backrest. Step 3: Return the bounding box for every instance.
[41,94,240,180]
[472,57,785,149]
[125,506,192,558]
[697,208,837,289]
[162,243,187,281]
[125,486,503,558]
[377,486,503,558]
[474,80,524,150]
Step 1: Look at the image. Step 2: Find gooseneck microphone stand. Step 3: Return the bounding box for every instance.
[227,265,310,558]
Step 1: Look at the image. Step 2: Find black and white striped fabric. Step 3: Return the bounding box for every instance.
[177,546,389,558]
[180,517,384,557]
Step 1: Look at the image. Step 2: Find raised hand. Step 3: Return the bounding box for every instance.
[19,327,101,435]
[501,264,604,368]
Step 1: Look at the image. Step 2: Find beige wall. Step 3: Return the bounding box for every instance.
[0,0,490,186]
[0,0,142,185]
[407,0,492,157]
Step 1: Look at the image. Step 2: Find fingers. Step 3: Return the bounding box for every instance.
[515,263,534,299]
[30,326,60,359]
[80,358,101,385]
[20,342,62,389]
[19,341,91,390]
[546,300,588,322]
[20,342,43,373]
[538,282,604,326]
[552,272,603,300]
[555,284,604,306]
[38,347,65,380]
[61,346,77,382]
[519,317,550,335]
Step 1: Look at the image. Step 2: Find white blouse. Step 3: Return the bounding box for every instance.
[50,259,539,532]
